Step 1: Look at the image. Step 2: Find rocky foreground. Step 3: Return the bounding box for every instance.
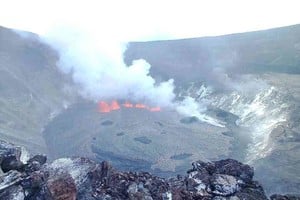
[0,140,299,200]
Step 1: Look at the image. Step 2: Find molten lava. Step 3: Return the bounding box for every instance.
[98,101,111,113]
[135,104,147,109]
[123,101,133,108]
[98,100,161,113]
[111,100,120,110]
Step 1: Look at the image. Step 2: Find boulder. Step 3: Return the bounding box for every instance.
[28,154,47,166]
[46,172,77,200]
[0,140,24,173]
[214,159,254,183]
[185,159,268,199]
[1,155,24,173]
[25,154,47,173]
[210,174,240,196]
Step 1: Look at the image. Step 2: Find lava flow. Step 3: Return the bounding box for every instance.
[98,100,161,113]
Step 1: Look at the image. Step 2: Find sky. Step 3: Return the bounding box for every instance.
[0,0,300,40]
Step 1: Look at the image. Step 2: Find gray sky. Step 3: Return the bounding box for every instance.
[0,0,300,40]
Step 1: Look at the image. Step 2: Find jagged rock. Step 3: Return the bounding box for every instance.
[127,182,153,200]
[21,170,48,199]
[26,161,42,173]
[185,159,268,199]
[235,181,267,200]
[0,140,24,173]
[46,157,96,199]
[186,170,211,197]
[0,141,297,199]
[88,161,171,199]
[213,159,254,183]
[190,159,254,184]
[28,154,47,166]
[0,170,23,192]
[0,140,22,162]
[0,155,24,173]
[189,160,216,175]
[0,185,24,200]
[210,174,240,196]
[25,154,47,173]
[46,172,77,200]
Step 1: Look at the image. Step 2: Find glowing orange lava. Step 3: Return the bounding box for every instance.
[135,104,147,109]
[123,102,133,108]
[98,100,161,113]
[98,101,111,113]
[111,100,120,110]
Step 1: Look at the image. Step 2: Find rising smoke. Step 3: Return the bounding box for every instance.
[42,27,176,107]
[40,25,212,121]
[37,23,269,128]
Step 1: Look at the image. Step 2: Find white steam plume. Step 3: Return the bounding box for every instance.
[40,26,225,127]
[43,27,176,107]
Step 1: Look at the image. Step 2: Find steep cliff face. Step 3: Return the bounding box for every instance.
[0,26,77,154]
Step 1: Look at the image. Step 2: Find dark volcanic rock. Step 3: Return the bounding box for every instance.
[0,170,23,192]
[186,159,266,199]
[88,161,170,199]
[235,181,270,200]
[213,159,254,183]
[1,155,24,173]
[21,171,48,199]
[101,120,114,126]
[134,136,152,144]
[0,140,298,199]
[28,154,47,166]
[270,194,300,200]
[0,140,24,173]
[46,172,77,200]
[189,159,254,183]
[180,116,199,124]
[210,174,239,196]
[0,185,24,200]
[24,154,47,173]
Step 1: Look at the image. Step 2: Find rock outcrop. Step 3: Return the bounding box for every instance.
[0,140,299,199]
